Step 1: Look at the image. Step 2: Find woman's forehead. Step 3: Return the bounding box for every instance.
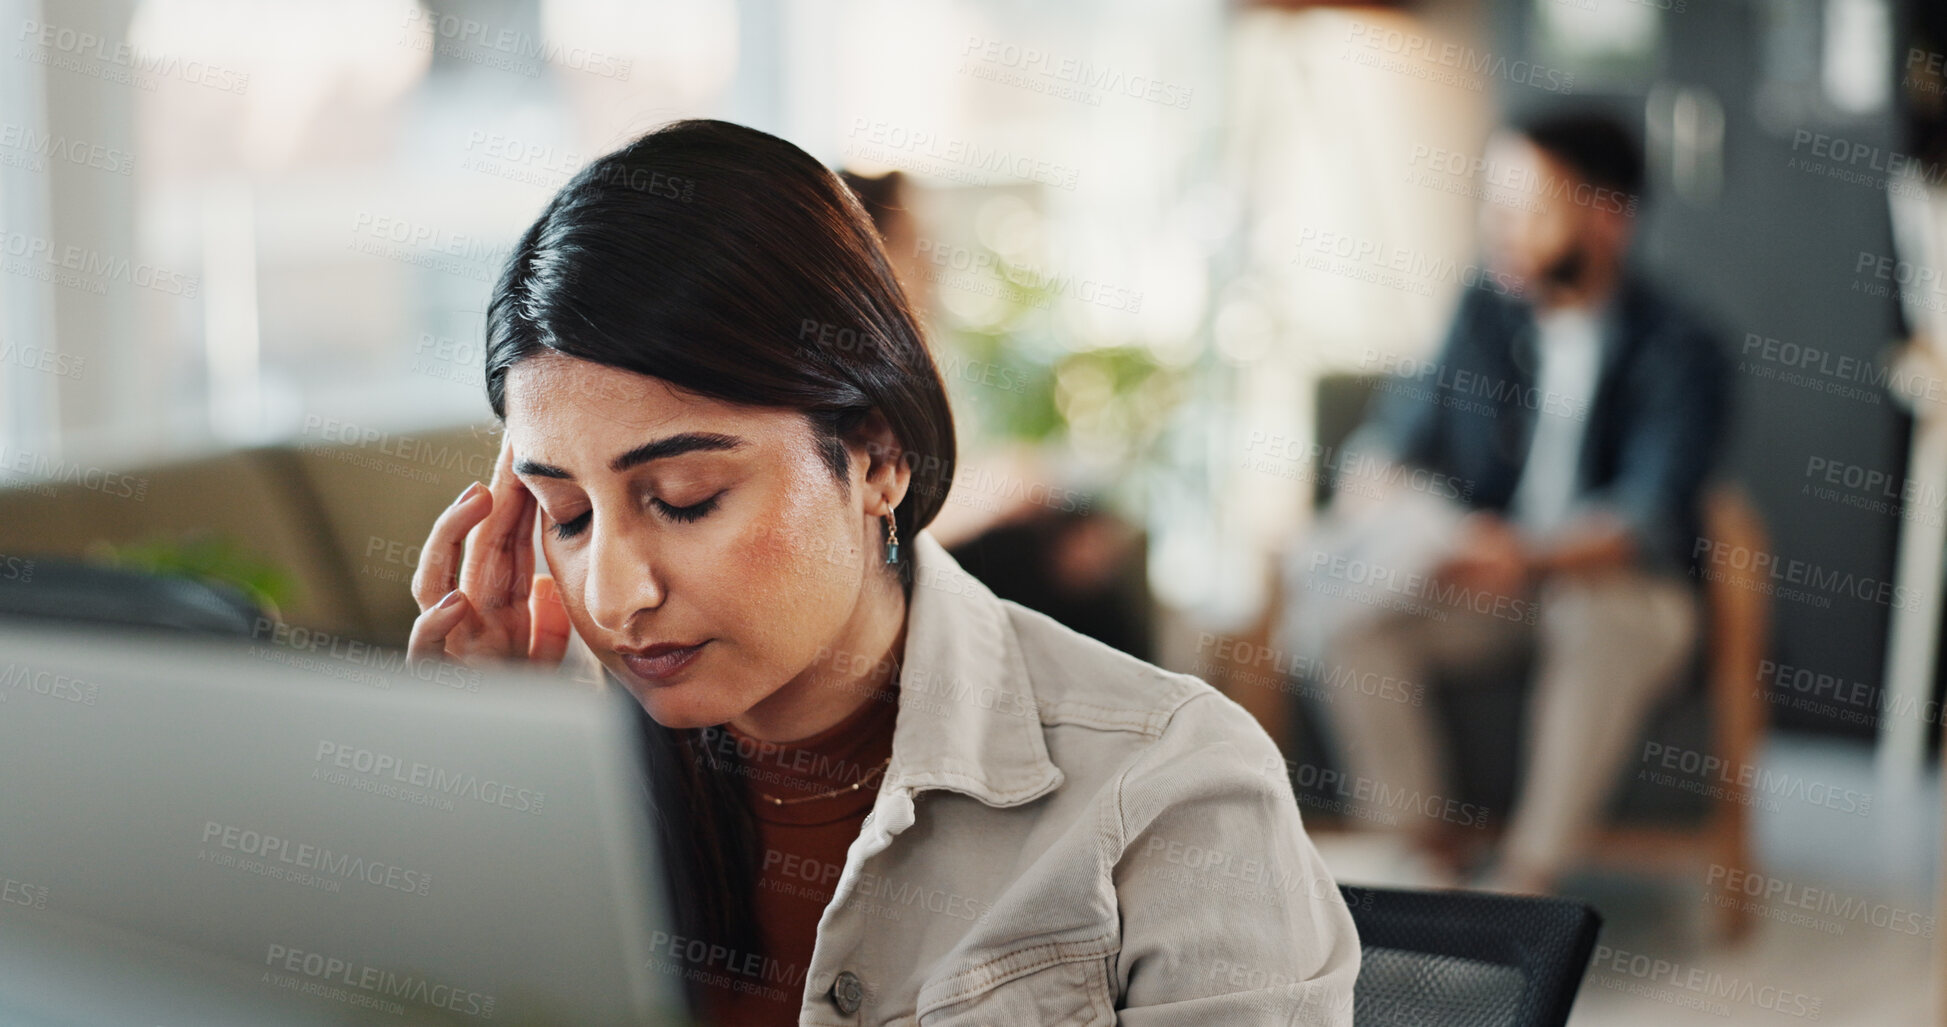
[504,354,813,462]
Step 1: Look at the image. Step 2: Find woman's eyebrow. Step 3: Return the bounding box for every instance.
[513,432,747,481]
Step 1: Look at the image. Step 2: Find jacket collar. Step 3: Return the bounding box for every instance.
[883,531,1064,809]
[1508,272,1646,382]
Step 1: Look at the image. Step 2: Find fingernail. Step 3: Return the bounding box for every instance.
[436,589,465,610]
[451,482,485,508]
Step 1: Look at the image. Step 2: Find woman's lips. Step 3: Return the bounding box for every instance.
[618,641,709,685]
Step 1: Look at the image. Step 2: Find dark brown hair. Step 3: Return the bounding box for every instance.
[483,118,955,1013]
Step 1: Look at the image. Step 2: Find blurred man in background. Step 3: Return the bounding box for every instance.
[1289,111,1730,894]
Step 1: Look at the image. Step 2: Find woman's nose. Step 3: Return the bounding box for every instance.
[582,526,665,634]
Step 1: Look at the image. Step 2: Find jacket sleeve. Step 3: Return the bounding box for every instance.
[1346,285,1494,474]
[1110,687,1361,1026]
[1578,316,1730,567]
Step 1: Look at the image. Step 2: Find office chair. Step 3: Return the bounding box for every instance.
[0,559,263,638]
[1339,884,1602,1027]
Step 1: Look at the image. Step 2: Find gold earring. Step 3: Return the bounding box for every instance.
[883,512,900,565]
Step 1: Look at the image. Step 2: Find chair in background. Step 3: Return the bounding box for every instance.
[1583,484,1771,940]
[1339,883,1603,1027]
[1209,373,1770,939]
[0,426,501,648]
[0,559,263,638]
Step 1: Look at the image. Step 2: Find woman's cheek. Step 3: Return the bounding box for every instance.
[538,538,597,635]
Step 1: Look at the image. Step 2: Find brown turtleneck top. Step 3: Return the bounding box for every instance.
[697,685,900,1026]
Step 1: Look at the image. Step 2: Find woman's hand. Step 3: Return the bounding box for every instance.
[408,434,573,668]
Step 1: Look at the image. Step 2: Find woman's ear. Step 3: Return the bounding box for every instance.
[851,409,912,517]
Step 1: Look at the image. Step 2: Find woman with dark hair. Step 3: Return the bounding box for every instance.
[406,119,1357,1026]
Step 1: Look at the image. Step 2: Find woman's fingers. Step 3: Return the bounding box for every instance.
[412,482,491,610]
[410,438,564,669]
[510,482,538,604]
[496,485,538,654]
[407,588,474,664]
[461,435,527,610]
[529,574,572,666]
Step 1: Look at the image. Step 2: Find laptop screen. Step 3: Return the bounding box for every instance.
[0,622,688,1026]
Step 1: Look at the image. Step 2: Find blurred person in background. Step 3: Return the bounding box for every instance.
[842,170,1155,662]
[839,169,926,296]
[1286,110,1730,895]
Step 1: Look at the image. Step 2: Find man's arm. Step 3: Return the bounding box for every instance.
[1542,316,1730,576]
[1338,285,1500,496]
[1526,509,1637,576]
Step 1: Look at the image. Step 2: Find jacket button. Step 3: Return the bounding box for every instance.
[831,970,863,1014]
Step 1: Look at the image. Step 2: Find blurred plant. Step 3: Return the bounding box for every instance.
[87,532,298,616]
[932,240,1187,516]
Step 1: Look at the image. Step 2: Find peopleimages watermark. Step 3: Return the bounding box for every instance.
[697,728,890,794]
[1691,538,1919,612]
[646,930,804,1005]
[1263,755,1491,830]
[0,121,133,176]
[1306,550,1540,626]
[888,448,1096,519]
[347,212,513,283]
[1586,944,1821,1020]
[1788,130,1941,199]
[1704,864,1934,940]
[585,161,694,202]
[914,238,1144,313]
[1190,633,1426,707]
[0,229,199,298]
[398,6,631,81]
[844,117,1081,192]
[761,848,842,900]
[1908,47,1947,97]
[1638,741,1871,817]
[408,331,485,388]
[298,415,495,486]
[0,338,86,380]
[800,313,1035,394]
[251,615,482,693]
[1291,226,1524,300]
[1241,429,1476,503]
[1143,833,1362,912]
[460,130,581,191]
[853,868,993,925]
[1736,331,1943,408]
[15,18,249,94]
[263,943,494,1019]
[1802,455,1945,527]
[199,819,434,898]
[0,443,148,501]
[1404,144,1634,216]
[1759,658,1946,731]
[1853,250,1947,315]
[1197,956,1360,1022]
[0,661,99,706]
[1,870,48,911]
[311,740,545,815]
[0,553,32,585]
[1342,23,1574,95]
[958,35,1194,110]
[1359,348,1586,421]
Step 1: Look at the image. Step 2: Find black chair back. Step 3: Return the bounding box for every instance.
[0,559,263,638]
[1340,884,1602,1027]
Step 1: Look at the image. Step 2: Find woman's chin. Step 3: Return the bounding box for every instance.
[626,682,746,731]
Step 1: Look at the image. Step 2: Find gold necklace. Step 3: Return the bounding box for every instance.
[751,755,892,807]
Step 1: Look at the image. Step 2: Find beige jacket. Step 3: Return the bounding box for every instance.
[780,531,1361,1025]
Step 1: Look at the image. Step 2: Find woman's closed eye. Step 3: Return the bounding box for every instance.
[547,492,723,541]
[551,509,593,541]
[653,492,722,523]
